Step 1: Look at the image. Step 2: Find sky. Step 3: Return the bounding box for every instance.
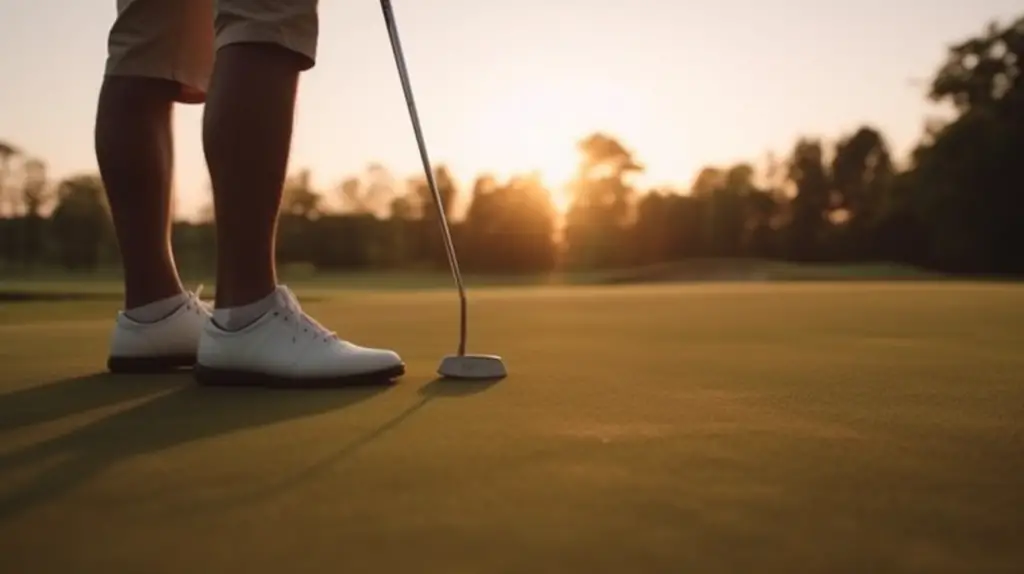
[1,0,1021,218]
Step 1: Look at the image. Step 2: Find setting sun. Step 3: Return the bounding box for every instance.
[456,82,626,213]
[547,185,573,214]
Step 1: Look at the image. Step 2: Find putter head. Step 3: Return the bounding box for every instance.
[437,354,507,380]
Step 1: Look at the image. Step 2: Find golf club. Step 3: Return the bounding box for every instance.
[379,0,507,380]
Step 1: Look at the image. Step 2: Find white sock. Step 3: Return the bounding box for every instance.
[124,292,189,323]
[213,289,279,331]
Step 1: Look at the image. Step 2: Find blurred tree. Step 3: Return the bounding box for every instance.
[907,16,1024,273]
[20,158,50,217]
[632,190,672,265]
[785,138,832,261]
[632,189,707,265]
[337,176,365,213]
[18,158,50,267]
[408,164,458,268]
[281,168,322,219]
[577,132,644,179]
[870,169,930,266]
[0,141,17,161]
[710,164,755,256]
[0,141,19,215]
[564,132,643,268]
[50,175,111,271]
[743,189,780,258]
[336,163,398,217]
[462,173,558,273]
[388,194,412,220]
[0,141,20,267]
[690,167,725,198]
[407,164,457,219]
[929,17,1023,114]
[363,162,399,218]
[682,163,782,260]
[831,126,893,258]
[276,169,323,267]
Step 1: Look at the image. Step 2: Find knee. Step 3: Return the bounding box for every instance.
[99,76,181,108]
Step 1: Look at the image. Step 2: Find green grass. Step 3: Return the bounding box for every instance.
[1,282,1023,573]
[0,258,940,299]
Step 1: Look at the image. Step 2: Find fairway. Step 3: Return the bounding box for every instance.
[1,282,1023,573]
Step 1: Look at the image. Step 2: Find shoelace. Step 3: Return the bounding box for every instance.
[182,284,333,342]
[279,286,338,343]
[193,284,214,311]
[188,284,214,314]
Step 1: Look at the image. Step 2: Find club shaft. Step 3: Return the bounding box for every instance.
[379,0,467,356]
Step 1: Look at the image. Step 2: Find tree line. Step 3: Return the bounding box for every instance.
[1,17,1021,276]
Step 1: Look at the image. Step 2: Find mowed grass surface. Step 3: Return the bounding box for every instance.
[1,282,1022,573]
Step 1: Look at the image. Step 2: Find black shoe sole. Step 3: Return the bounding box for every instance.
[108,354,197,374]
[193,363,405,388]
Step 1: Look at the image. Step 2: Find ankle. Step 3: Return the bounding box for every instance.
[121,250,183,308]
[124,282,185,309]
[214,282,277,309]
[212,288,279,331]
[124,292,189,323]
[214,265,277,307]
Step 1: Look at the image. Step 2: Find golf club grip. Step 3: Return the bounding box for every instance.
[379,0,468,356]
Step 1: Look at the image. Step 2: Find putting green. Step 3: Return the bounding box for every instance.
[1,282,1022,573]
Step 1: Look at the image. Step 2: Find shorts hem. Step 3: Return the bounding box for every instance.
[103,61,208,104]
[215,26,317,70]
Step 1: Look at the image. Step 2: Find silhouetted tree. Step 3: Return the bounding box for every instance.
[281,168,322,219]
[907,16,1024,273]
[408,164,458,268]
[50,175,110,271]
[0,141,21,266]
[462,173,558,273]
[564,132,643,268]
[17,158,49,267]
[831,126,893,258]
[336,163,398,217]
[785,138,832,261]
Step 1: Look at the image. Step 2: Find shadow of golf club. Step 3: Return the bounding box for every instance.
[188,376,502,513]
[419,375,502,397]
[0,373,395,522]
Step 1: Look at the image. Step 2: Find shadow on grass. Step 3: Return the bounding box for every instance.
[0,292,122,303]
[189,376,503,513]
[0,373,187,432]
[0,372,393,522]
[418,375,502,398]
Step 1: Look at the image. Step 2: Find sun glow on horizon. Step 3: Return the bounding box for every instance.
[547,185,573,214]
[458,82,632,215]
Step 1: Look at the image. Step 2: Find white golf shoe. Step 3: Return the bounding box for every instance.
[194,286,404,387]
[107,288,212,373]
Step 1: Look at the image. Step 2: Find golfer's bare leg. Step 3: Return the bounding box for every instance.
[203,46,302,308]
[95,78,182,309]
[99,0,214,371]
[203,2,318,310]
[97,0,213,311]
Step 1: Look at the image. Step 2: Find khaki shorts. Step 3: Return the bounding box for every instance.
[104,0,318,103]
